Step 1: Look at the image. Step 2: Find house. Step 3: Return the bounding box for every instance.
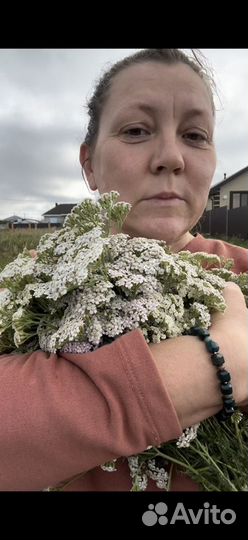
[42,203,77,225]
[206,166,248,210]
[0,215,23,229]
[200,166,248,238]
[1,215,23,223]
[0,216,39,230]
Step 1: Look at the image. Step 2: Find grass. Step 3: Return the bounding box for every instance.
[0,229,247,272]
[0,229,49,270]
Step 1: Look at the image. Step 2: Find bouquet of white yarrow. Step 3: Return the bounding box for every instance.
[0,191,247,491]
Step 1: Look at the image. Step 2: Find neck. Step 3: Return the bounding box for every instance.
[169,232,194,253]
[110,225,195,253]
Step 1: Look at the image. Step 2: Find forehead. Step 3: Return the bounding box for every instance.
[103,61,213,118]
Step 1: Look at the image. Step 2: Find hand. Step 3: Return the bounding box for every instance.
[149,281,248,427]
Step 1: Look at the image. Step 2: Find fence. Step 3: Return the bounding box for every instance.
[6,222,62,230]
[199,206,248,239]
[2,207,247,238]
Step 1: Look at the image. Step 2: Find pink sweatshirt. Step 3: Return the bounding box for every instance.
[0,235,247,491]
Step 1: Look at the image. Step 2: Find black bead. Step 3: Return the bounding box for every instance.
[216,409,229,422]
[217,370,231,383]
[204,337,220,353]
[221,383,233,395]
[198,329,211,340]
[224,405,236,415]
[192,329,236,424]
[190,327,210,339]
[224,395,233,402]
[211,353,225,367]
[223,397,236,407]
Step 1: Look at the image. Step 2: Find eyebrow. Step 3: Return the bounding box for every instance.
[181,108,212,120]
[122,102,156,114]
[120,102,211,119]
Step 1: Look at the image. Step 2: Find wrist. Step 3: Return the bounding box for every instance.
[209,325,248,408]
[149,335,223,429]
[190,327,237,422]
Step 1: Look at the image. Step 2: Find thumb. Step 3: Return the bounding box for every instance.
[222,281,246,304]
[210,281,246,326]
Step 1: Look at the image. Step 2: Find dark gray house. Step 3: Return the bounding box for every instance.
[42,203,77,225]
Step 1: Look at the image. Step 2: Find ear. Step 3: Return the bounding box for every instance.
[79,143,98,191]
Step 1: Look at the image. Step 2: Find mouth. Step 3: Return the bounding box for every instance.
[146,192,184,201]
[144,192,185,207]
[146,198,184,207]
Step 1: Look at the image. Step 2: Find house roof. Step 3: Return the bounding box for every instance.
[1,215,22,222]
[18,219,40,224]
[43,203,77,216]
[209,166,248,194]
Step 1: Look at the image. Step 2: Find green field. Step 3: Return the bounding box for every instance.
[0,229,48,270]
[0,229,247,271]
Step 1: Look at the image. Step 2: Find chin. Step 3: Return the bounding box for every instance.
[122,216,189,244]
[123,220,183,245]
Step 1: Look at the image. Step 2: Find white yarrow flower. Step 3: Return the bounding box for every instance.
[176,424,200,448]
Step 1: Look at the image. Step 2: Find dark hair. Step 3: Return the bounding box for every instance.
[84,48,216,150]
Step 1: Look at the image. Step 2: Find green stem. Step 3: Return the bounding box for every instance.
[154,448,199,475]
[193,440,238,491]
[47,470,87,491]
[154,446,237,492]
[167,463,174,491]
[234,417,244,452]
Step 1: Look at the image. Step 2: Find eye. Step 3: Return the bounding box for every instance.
[121,126,151,140]
[183,131,209,145]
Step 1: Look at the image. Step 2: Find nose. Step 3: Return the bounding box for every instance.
[150,133,185,175]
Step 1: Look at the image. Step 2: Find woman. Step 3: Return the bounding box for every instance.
[0,49,247,491]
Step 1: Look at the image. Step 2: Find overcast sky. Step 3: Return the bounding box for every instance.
[0,48,247,221]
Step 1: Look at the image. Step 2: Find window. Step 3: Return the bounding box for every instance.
[241,193,248,207]
[230,191,248,209]
[232,193,240,209]
[211,190,220,209]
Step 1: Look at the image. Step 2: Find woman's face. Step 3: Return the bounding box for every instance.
[81,61,216,250]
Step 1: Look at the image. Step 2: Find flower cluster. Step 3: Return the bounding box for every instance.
[176,424,200,448]
[127,456,169,491]
[0,192,233,355]
[0,191,247,491]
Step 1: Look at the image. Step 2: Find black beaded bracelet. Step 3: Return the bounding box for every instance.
[190,327,237,422]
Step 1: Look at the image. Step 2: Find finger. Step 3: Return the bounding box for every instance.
[221,281,247,315]
[210,281,246,327]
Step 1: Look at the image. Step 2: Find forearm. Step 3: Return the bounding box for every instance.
[0,329,182,490]
[149,332,235,429]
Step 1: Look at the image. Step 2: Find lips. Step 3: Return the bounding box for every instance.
[146,192,183,200]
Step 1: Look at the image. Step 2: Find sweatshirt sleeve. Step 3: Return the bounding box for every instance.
[0,328,182,491]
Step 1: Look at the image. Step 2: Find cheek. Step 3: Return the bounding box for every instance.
[189,182,210,215]
[95,147,138,200]
[186,159,215,215]
[190,154,216,195]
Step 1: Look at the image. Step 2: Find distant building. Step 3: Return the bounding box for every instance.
[42,203,77,225]
[1,215,23,223]
[206,166,248,210]
[0,215,39,230]
[200,166,248,238]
